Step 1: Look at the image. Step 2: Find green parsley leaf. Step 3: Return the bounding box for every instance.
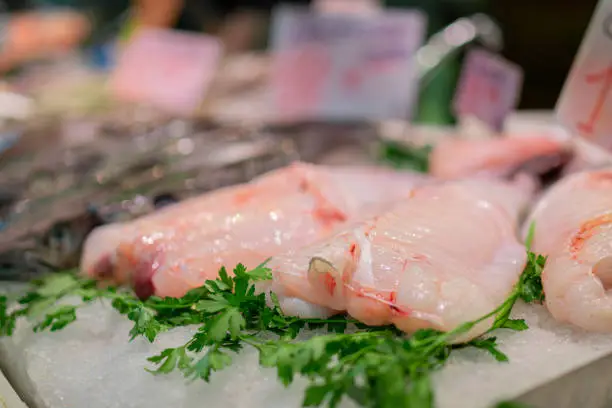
[466,337,509,362]
[303,384,332,407]
[207,308,245,341]
[524,222,536,251]
[494,401,533,408]
[0,271,100,336]
[146,347,192,375]
[35,274,80,297]
[32,305,77,332]
[186,345,234,381]
[0,295,16,336]
[519,252,546,304]
[498,319,529,332]
[379,141,433,173]
[194,298,229,313]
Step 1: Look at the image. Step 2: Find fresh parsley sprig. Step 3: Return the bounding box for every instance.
[1,271,190,342]
[0,272,97,336]
[254,327,508,408]
[146,264,361,382]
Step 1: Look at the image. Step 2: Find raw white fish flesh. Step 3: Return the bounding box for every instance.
[430,134,570,180]
[525,168,612,331]
[81,162,429,298]
[267,177,532,341]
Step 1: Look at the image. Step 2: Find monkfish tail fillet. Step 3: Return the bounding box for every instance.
[430,134,571,180]
[80,162,430,298]
[269,178,529,342]
[526,168,612,331]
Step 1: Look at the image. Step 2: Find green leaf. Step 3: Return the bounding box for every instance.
[233,276,249,300]
[147,348,184,374]
[194,299,229,313]
[17,292,41,305]
[375,364,408,408]
[227,310,246,339]
[491,298,518,331]
[303,384,332,406]
[26,298,59,320]
[32,305,77,332]
[524,222,536,251]
[0,296,16,336]
[246,261,272,281]
[407,375,435,408]
[499,319,529,332]
[379,141,432,173]
[468,337,509,362]
[217,267,233,291]
[188,347,233,382]
[36,274,79,297]
[519,252,546,303]
[494,401,533,408]
[207,308,245,342]
[125,305,166,342]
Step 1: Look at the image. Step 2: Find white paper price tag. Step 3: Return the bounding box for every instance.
[110,29,222,116]
[453,48,523,132]
[270,5,426,122]
[313,0,380,14]
[556,0,612,150]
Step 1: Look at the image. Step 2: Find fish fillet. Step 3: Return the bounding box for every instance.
[267,177,531,341]
[430,134,570,180]
[525,168,612,331]
[81,162,429,298]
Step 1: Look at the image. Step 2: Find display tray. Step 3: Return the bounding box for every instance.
[0,366,28,408]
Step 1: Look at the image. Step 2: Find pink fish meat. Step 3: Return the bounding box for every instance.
[81,162,429,298]
[267,177,531,341]
[525,168,612,331]
[429,134,570,180]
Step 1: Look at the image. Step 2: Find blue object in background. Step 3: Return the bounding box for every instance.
[0,130,21,154]
[86,41,116,71]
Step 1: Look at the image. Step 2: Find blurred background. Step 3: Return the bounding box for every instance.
[0,0,603,275]
[0,0,600,119]
[492,0,597,109]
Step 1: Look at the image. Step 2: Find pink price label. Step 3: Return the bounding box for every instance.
[556,0,612,151]
[453,48,523,132]
[270,5,426,122]
[109,29,222,116]
[313,0,380,14]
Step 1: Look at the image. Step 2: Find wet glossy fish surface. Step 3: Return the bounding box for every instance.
[429,134,569,180]
[81,162,429,298]
[526,168,612,331]
[267,177,531,341]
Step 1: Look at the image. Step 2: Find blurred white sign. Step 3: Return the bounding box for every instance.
[270,6,426,122]
[0,91,33,120]
[556,0,612,151]
[110,29,222,116]
[313,0,380,14]
[453,48,523,132]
